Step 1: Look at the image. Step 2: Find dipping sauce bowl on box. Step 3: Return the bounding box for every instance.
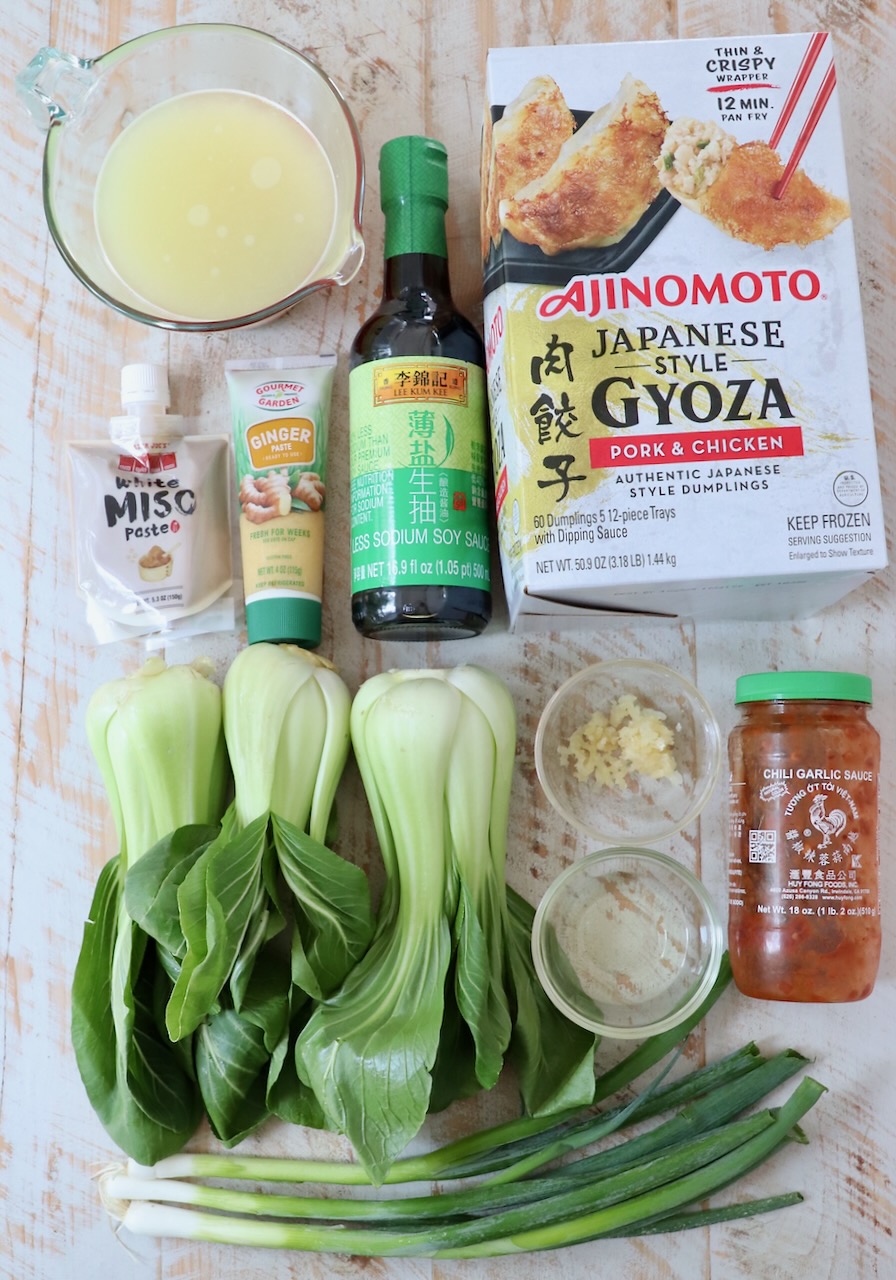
[16,24,365,329]
[531,846,724,1038]
[535,658,722,845]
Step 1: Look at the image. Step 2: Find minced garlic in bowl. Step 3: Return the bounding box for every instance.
[535,659,721,844]
[560,692,683,789]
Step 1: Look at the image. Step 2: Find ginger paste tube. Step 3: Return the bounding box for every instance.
[225,355,336,648]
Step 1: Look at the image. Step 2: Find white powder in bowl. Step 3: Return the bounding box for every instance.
[571,869,690,1006]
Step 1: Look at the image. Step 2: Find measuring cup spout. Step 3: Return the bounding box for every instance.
[16,47,97,130]
[332,234,365,287]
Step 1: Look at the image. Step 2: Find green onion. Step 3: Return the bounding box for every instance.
[105,1049,808,1230]
[102,1048,825,1258]
[601,1192,805,1236]
[438,1077,825,1259]
[105,1108,775,1233]
[491,1048,808,1186]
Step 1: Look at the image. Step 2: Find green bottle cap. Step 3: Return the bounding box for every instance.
[379,135,448,258]
[734,670,872,704]
[246,597,321,649]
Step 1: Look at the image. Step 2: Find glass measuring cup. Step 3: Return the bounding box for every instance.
[17,24,365,330]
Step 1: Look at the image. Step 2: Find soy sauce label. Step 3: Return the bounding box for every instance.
[349,357,491,592]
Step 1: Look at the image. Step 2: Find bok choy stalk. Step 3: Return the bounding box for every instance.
[126,643,374,1145]
[72,657,228,1164]
[296,666,596,1185]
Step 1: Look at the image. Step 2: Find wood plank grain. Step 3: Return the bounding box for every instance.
[2,0,895,1276]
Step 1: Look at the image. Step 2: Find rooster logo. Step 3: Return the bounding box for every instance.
[809,794,847,848]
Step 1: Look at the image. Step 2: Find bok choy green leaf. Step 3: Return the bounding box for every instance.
[71,657,228,1164]
[123,643,373,1146]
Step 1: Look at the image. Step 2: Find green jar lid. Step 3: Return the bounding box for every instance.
[735,670,872,704]
[246,597,321,649]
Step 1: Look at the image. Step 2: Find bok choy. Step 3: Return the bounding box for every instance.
[296,666,597,1184]
[71,657,228,1164]
[124,643,374,1145]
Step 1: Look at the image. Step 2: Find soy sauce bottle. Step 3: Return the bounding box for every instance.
[348,135,491,640]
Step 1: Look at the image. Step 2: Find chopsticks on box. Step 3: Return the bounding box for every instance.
[769,32,836,200]
[769,31,828,150]
[773,61,837,198]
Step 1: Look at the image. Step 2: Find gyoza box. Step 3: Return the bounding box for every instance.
[481,32,886,627]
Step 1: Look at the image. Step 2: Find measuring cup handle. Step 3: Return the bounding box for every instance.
[16,47,97,131]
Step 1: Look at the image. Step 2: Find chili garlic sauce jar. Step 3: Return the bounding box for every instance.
[728,671,880,1002]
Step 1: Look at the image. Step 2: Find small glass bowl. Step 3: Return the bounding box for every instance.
[531,847,724,1038]
[535,658,721,845]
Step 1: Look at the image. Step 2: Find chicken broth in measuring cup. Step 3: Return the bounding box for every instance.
[94,90,337,321]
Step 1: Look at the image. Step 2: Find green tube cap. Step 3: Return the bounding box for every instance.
[247,597,321,649]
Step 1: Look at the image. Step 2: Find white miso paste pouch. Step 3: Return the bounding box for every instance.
[67,363,234,645]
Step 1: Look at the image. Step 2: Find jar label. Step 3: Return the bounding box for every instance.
[729,767,880,919]
[349,357,491,592]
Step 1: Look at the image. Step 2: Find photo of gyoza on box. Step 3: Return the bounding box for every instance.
[482,33,885,630]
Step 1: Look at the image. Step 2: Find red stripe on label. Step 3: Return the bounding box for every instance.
[590,426,805,467]
[707,83,777,92]
[495,465,508,515]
